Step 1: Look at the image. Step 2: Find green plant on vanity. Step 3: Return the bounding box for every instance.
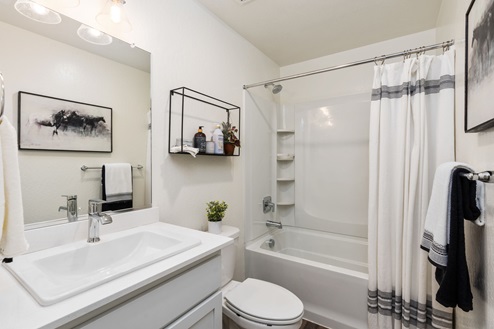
[206,201,228,222]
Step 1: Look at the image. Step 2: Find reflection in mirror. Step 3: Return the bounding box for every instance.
[0,1,151,226]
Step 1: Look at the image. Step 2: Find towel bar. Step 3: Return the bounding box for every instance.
[460,171,492,183]
[81,165,143,171]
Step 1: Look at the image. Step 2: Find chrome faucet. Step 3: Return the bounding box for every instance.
[59,195,78,222]
[263,196,275,213]
[87,199,113,243]
[266,220,283,229]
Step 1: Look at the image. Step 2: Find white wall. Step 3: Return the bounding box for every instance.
[436,1,494,327]
[41,0,280,280]
[0,21,150,224]
[275,29,437,237]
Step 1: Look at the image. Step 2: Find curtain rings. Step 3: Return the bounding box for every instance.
[415,46,426,58]
[403,49,412,62]
[374,55,386,66]
[442,41,450,53]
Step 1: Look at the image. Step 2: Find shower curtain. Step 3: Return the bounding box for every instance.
[367,49,455,329]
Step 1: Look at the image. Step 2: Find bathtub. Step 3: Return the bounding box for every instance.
[245,226,368,329]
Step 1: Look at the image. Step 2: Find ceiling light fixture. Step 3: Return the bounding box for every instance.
[77,24,113,46]
[14,0,62,24]
[96,0,132,32]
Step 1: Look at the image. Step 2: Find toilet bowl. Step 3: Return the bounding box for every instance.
[218,225,304,329]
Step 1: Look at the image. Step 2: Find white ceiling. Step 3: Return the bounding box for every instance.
[196,0,444,66]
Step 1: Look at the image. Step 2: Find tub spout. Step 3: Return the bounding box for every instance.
[266,220,282,229]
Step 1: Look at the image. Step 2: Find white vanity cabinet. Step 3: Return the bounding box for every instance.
[74,255,222,329]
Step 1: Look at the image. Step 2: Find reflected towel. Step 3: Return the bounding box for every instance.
[0,116,29,257]
[102,163,133,211]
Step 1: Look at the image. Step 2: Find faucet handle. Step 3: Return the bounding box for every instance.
[62,194,77,200]
[88,199,109,213]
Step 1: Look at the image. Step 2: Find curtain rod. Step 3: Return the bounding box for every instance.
[243,39,454,90]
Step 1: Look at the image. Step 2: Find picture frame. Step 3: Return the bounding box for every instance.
[465,0,494,132]
[18,91,112,152]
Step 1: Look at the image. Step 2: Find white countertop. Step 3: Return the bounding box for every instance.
[0,207,232,329]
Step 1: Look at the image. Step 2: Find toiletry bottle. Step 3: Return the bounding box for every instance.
[212,124,224,154]
[193,126,207,153]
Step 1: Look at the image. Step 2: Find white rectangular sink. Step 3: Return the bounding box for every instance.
[3,226,201,306]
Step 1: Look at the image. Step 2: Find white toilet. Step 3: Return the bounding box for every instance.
[219,225,304,329]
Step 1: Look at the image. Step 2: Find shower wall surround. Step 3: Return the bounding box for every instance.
[275,29,438,238]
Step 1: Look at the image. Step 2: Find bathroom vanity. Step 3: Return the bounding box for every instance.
[0,207,231,329]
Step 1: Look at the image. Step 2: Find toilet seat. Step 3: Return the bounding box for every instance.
[223,278,304,326]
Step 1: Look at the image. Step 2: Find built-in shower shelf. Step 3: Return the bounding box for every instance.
[277,129,295,134]
[277,178,295,182]
[277,202,295,206]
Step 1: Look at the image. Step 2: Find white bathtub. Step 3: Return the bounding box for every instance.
[246,226,368,329]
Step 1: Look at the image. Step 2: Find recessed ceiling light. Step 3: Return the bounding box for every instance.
[14,0,62,24]
[77,24,113,46]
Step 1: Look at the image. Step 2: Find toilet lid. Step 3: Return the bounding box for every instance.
[224,278,304,324]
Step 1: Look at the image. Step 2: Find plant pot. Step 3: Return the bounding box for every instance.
[208,221,222,234]
[224,143,235,156]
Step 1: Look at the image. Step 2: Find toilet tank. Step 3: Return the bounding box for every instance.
[218,225,240,287]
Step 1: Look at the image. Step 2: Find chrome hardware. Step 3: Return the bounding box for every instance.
[460,171,492,183]
[263,196,275,213]
[266,220,282,229]
[58,195,78,222]
[265,238,275,248]
[87,199,113,243]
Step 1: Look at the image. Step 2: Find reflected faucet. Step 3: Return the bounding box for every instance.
[87,199,113,243]
[58,195,78,222]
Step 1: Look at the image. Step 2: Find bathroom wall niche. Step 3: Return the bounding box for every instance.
[0,2,151,225]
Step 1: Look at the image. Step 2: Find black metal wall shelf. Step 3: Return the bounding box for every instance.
[168,87,241,157]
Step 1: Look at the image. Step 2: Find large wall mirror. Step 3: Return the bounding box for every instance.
[0,1,151,226]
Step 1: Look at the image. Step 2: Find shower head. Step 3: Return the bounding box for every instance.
[264,83,283,94]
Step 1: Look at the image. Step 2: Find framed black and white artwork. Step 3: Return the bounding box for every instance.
[465,0,494,132]
[18,91,112,152]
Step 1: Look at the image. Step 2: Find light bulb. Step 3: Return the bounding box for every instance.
[110,3,122,23]
[96,0,132,32]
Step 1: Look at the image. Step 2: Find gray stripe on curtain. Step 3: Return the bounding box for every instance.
[371,74,455,100]
[367,290,453,328]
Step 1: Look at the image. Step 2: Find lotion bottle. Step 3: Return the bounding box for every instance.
[193,126,207,153]
[212,124,224,154]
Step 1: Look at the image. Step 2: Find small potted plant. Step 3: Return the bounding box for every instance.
[221,121,240,156]
[206,200,228,234]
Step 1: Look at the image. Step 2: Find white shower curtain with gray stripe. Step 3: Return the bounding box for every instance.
[368,49,455,329]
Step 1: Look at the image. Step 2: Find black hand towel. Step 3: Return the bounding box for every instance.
[435,168,480,312]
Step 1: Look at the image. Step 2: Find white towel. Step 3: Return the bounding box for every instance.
[475,181,485,226]
[420,161,472,268]
[170,145,199,158]
[0,116,29,258]
[103,163,132,202]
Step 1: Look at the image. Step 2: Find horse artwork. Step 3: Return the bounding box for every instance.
[18,92,112,152]
[466,0,494,132]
